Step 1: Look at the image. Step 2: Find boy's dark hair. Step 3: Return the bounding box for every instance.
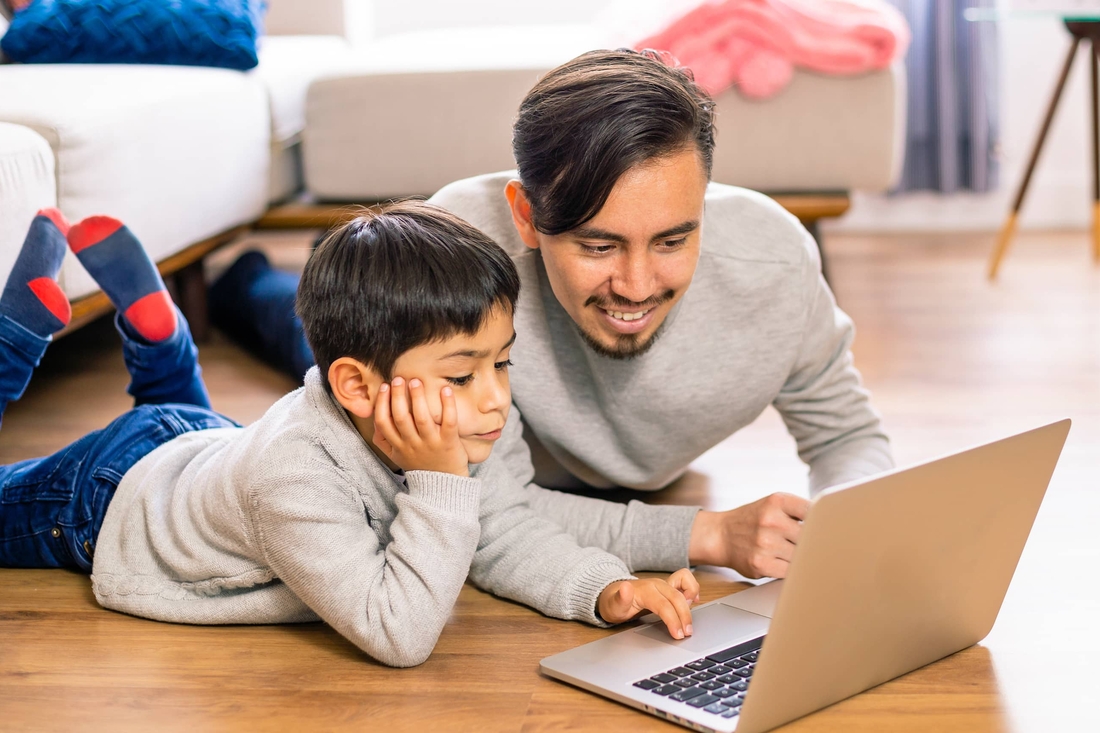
[296,201,520,384]
[512,48,716,236]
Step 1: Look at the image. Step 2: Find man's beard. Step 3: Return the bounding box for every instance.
[577,290,675,360]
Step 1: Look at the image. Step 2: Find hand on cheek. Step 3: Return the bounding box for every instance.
[371,376,470,476]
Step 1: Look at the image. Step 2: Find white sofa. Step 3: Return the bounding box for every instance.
[0,0,355,304]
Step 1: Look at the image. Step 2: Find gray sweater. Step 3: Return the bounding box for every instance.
[430,172,894,572]
[91,369,633,667]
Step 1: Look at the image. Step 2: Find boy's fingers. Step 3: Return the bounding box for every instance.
[408,379,436,436]
[669,568,701,603]
[372,383,401,451]
[647,590,688,640]
[440,386,459,438]
[389,377,415,436]
[657,582,694,636]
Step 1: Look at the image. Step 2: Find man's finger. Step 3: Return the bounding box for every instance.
[779,493,810,522]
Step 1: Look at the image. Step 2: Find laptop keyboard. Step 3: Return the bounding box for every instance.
[632,635,765,720]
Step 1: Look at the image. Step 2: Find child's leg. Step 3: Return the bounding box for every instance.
[0,403,237,571]
[0,210,72,426]
[209,251,315,382]
[67,216,210,408]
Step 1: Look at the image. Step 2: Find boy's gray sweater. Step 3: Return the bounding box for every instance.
[430,173,894,572]
[91,369,633,667]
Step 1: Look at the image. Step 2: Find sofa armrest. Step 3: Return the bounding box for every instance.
[265,0,358,38]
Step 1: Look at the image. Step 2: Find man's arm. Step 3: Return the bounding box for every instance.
[771,231,894,494]
[495,408,700,573]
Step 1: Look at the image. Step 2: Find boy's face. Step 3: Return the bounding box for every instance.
[389,306,516,464]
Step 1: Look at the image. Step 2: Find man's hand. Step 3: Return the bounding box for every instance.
[372,377,470,476]
[598,569,700,639]
[689,493,810,579]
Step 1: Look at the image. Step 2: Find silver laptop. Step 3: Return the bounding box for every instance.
[541,419,1071,733]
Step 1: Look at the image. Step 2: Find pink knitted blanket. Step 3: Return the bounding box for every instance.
[635,0,910,100]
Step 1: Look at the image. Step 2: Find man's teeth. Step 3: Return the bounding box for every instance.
[604,309,649,322]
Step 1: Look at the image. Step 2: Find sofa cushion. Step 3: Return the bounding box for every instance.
[0,64,270,299]
[0,122,56,293]
[1,0,265,71]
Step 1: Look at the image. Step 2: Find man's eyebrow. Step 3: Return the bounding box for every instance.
[571,221,699,244]
[439,331,517,361]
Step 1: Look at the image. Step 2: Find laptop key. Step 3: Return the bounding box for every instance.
[652,684,680,696]
[686,659,717,671]
[700,680,723,691]
[721,708,741,719]
[729,658,749,668]
[673,678,696,688]
[730,680,749,692]
[668,667,694,677]
[742,652,759,662]
[669,687,706,702]
[703,703,728,715]
[710,665,732,675]
[690,672,716,681]
[686,694,720,708]
[633,679,661,690]
[731,668,752,678]
[705,635,766,664]
[651,673,678,684]
[722,697,744,708]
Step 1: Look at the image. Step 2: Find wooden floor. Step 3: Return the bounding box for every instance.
[1,230,1098,732]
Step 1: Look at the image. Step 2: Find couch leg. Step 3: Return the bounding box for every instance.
[175,259,209,343]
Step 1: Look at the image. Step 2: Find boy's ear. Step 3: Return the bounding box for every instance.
[328,357,384,419]
[505,179,541,251]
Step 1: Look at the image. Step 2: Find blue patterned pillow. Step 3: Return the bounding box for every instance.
[1,1,266,71]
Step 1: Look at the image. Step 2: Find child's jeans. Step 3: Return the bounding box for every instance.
[0,309,238,571]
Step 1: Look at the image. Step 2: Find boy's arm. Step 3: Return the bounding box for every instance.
[467,454,637,626]
[496,409,700,573]
[250,464,481,668]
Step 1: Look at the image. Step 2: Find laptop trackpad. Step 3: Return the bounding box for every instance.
[634,603,770,653]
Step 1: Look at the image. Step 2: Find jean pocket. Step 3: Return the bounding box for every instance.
[0,446,79,505]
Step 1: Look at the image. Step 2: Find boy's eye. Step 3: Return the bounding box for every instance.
[446,374,473,386]
[494,359,513,371]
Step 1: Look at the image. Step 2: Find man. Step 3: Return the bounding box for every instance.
[211,48,893,579]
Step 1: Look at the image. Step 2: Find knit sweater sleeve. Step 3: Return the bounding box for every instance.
[467,455,636,627]
[771,229,895,493]
[249,461,482,668]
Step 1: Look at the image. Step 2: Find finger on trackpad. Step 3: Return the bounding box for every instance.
[634,603,770,653]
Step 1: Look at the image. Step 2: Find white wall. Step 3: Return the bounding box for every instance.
[830,16,1095,233]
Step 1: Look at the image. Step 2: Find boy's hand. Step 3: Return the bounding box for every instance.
[372,377,470,476]
[597,569,700,639]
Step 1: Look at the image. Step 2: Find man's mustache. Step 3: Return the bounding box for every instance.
[584,290,675,311]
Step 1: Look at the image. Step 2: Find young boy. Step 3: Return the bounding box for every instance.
[0,202,698,667]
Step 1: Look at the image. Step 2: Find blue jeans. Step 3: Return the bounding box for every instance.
[0,309,238,571]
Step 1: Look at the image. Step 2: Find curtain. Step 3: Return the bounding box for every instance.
[890,0,1000,192]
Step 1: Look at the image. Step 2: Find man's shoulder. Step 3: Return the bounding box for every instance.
[702,182,818,271]
[429,171,525,256]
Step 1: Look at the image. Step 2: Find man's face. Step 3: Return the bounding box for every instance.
[509,149,706,358]
[388,306,515,464]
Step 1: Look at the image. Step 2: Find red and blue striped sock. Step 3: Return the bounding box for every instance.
[67,216,177,343]
[0,208,72,338]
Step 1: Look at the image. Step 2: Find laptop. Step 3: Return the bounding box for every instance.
[540,419,1071,733]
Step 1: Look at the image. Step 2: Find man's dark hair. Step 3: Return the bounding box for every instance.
[512,48,716,236]
[296,201,520,384]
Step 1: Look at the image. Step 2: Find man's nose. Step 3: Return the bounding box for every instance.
[611,250,656,303]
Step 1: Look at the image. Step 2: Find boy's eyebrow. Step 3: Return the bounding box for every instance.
[439,331,517,361]
[571,220,699,244]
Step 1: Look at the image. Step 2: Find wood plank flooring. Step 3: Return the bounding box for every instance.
[1,230,1098,732]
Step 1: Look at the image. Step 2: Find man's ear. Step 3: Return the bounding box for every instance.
[328,357,383,419]
[505,179,542,251]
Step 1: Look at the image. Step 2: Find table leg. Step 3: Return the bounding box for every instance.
[988,37,1081,280]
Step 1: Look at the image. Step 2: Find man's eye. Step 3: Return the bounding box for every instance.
[446,374,473,386]
[494,359,514,371]
[662,237,688,249]
[580,243,614,255]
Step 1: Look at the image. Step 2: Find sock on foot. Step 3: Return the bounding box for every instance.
[0,208,72,337]
[68,216,176,342]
